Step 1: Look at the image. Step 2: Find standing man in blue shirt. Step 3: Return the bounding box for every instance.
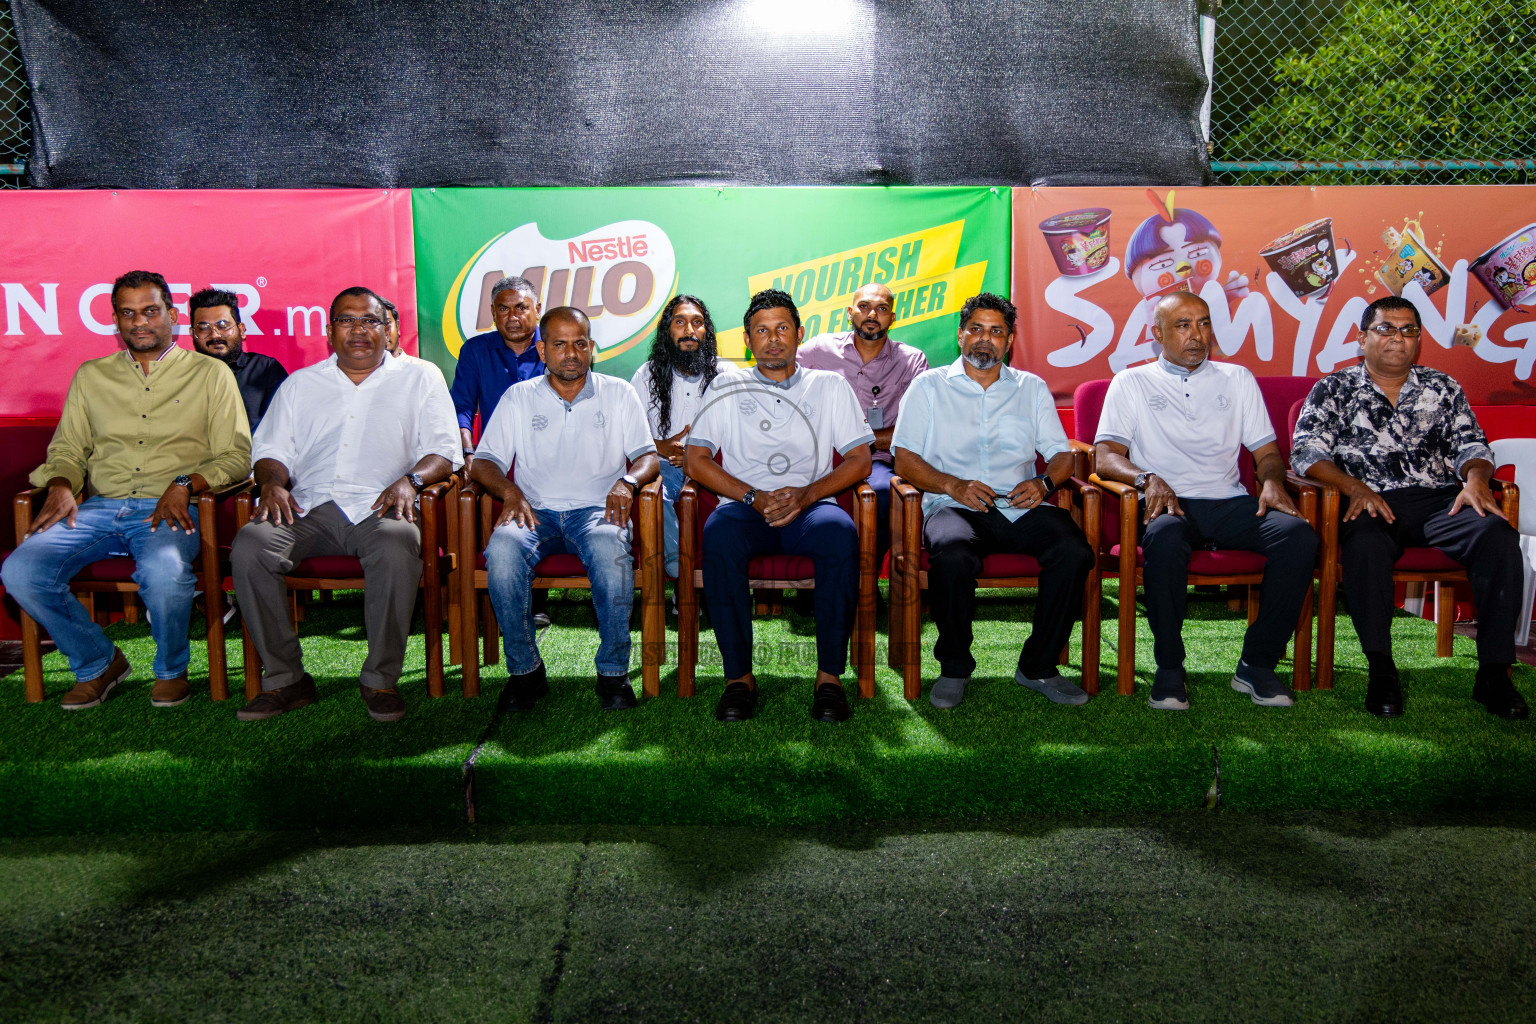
[449,276,544,462]
[892,292,1095,709]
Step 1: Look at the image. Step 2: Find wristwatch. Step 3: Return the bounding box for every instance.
[742,488,758,508]
[172,474,193,492]
[620,474,639,494]
[1033,474,1057,496]
[1133,472,1151,492]
[408,472,426,491]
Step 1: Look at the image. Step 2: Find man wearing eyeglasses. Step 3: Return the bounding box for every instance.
[1095,292,1316,712]
[187,287,288,433]
[892,292,1094,709]
[2,271,251,709]
[231,287,461,723]
[1293,295,1527,720]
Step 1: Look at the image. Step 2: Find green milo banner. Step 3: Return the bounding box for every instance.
[412,187,1011,382]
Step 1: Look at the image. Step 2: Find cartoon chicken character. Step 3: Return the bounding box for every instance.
[1124,190,1250,349]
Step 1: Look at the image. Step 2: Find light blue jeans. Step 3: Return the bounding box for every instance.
[2,496,201,681]
[659,460,684,579]
[485,506,634,676]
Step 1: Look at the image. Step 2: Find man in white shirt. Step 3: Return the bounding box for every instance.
[231,287,462,723]
[472,306,659,712]
[1094,292,1316,711]
[630,294,723,580]
[686,289,875,724]
[892,292,1094,709]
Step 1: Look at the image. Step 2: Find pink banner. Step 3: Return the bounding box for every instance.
[0,189,415,417]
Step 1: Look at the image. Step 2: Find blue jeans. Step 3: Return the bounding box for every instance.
[659,460,684,579]
[485,506,634,676]
[2,496,201,681]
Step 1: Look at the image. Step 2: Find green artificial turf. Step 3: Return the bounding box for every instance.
[3,813,1535,1023]
[2,585,1533,835]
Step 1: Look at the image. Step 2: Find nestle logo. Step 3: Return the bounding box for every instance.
[567,235,649,262]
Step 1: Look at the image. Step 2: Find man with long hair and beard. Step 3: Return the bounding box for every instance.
[630,294,723,581]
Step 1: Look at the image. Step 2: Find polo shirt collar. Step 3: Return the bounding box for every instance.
[543,371,596,408]
[1158,354,1208,377]
[751,366,801,390]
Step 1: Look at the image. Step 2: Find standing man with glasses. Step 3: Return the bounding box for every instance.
[187,287,288,434]
[1293,295,1527,719]
[2,271,251,709]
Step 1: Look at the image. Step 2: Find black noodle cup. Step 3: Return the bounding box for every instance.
[1260,218,1338,298]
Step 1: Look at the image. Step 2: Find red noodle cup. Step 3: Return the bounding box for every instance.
[1471,224,1536,309]
[1039,208,1112,277]
[1261,218,1338,297]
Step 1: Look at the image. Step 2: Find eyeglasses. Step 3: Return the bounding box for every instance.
[1366,323,1422,338]
[191,319,238,335]
[333,316,385,330]
[963,324,1009,339]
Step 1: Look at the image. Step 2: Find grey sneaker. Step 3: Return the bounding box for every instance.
[929,676,969,708]
[1231,661,1295,707]
[1148,668,1190,710]
[1015,668,1089,706]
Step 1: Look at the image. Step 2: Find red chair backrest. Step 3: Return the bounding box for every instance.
[0,425,60,551]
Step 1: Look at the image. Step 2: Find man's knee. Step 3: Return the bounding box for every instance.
[1268,513,1318,560]
[1141,515,1191,559]
[133,542,196,591]
[485,524,537,577]
[585,522,634,585]
[231,523,283,577]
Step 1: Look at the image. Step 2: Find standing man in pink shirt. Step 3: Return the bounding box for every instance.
[798,283,928,559]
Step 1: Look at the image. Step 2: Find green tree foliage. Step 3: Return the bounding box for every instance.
[1223,0,1536,184]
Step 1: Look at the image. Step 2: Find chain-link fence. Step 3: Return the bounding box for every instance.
[0,0,1532,188]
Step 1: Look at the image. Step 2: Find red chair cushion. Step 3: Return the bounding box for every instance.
[73,558,137,582]
[291,555,364,577]
[916,550,1044,577]
[536,554,588,576]
[1394,547,1462,572]
[748,554,817,579]
[1106,546,1267,575]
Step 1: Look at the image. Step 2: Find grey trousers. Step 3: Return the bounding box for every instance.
[231,501,423,691]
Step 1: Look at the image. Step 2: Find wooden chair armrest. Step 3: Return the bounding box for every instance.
[1069,439,1096,479]
[1088,473,1137,499]
[13,486,46,547]
[891,476,922,505]
[1497,478,1519,524]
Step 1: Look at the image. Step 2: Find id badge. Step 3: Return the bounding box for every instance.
[866,406,884,430]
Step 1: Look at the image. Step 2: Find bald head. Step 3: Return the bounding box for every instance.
[1150,292,1214,370]
[539,306,590,337]
[847,283,895,344]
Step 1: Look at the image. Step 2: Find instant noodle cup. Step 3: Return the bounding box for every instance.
[1375,221,1449,296]
[1471,224,1536,309]
[1260,218,1339,298]
[1039,208,1112,277]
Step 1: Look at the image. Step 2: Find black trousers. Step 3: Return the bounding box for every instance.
[1339,484,1521,664]
[923,504,1094,679]
[1141,495,1318,672]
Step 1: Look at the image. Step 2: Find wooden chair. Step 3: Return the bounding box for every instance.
[13,479,251,702]
[233,479,455,700]
[674,477,878,699]
[455,476,665,699]
[1070,377,1320,696]
[1286,399,1520,688]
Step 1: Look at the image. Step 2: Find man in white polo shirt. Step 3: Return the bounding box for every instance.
[232,287,462,723]
[630,294,723,581]
[892,292,1095,709]
[686,289,874,724]
[1094,292,1316,711]
[472,306,659,712]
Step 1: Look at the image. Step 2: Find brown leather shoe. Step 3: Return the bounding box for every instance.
[236,675,318,721]
[361,684,406,722]
[150,675,190,707]
[61,648,131,710]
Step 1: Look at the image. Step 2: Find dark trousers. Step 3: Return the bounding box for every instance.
[702,500,858,679]
[1339,485,1521,664]
[924,504,1094,679]
[869,458,894,559]
[1141,495,1317,672]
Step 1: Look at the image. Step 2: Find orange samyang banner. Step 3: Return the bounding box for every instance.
[1011,186,1536,406]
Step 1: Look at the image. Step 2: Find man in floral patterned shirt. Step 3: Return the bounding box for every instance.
[1292,296,1526,720]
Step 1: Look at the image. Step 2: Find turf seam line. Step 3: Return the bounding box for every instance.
[532,840,589,1024]
[461,622,550,823]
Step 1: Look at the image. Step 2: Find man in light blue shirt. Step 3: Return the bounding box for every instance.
[892,293,1094,709]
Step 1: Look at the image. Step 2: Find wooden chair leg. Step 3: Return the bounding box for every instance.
[1116,575,1137,696]
[484,593,500,665]
[902,577,922,701]
[1317,567,1336,690]
[122,594,140,624]
[1081,569,1101,696]
[887,568,904,672]
[206,583,229,702]
[242,609,262,701]
[20,609,45,703]
[678,573,699,697]
[640,574,662,699]
[424,580,444,700]
[447,574,463,667]
[1435,580,1455,657]
[462,587,482,699]
[1292,582,1313,692]
[1246,584,1259,625]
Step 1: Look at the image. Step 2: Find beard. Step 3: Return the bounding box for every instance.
[667,338,710,376]
[854,320,886,343]
[962,346,1002,371]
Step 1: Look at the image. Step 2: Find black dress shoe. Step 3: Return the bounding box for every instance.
[596,673,638,710]
[1473,667,1530,720]
[714,681,757,722]
[810,681,852,723]
[500,663,549,712]
[1365,672,1404,718]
